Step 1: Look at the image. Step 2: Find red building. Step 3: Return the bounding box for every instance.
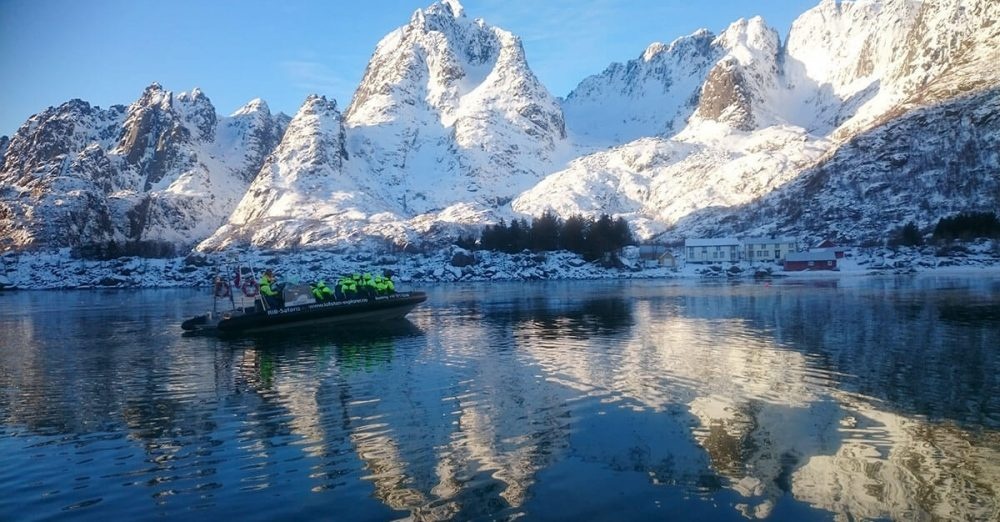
[784,251,838,271]
[813,239,847,259]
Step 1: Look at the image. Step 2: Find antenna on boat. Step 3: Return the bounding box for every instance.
[246,263,268,312]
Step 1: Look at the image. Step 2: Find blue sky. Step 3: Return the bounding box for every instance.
[0,0,820,137]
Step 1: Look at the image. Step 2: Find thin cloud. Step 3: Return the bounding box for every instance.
[472,0,643,97]
[281,60,354,99]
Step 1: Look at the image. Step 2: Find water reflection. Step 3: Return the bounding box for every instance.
[1,280,999,521]
[513,280,1000,520]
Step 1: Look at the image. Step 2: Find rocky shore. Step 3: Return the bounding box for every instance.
[1,241,998,291]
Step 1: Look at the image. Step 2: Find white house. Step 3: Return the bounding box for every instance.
[685,238,741,263]
[743,237,798,263]
[637,245,677,268]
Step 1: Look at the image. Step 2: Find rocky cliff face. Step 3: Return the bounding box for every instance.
[198,95,357,250]
[0,99,126,250]
[0,84,285,251]
[691,87,1000,243]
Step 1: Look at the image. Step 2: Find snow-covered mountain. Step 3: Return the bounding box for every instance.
[518,0,1000,243]
[2,0,998,254]
[198,95,359,250]
[344,0,566,214]
[198,0,569,251]
[0,83,286,251]
[562,16,784,146]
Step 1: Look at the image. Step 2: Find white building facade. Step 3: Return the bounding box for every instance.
[685,238,742,263]
[743,237,798,263]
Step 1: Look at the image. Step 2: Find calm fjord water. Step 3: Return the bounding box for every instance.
[1,277,998,521]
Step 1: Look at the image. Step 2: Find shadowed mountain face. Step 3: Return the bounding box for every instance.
[670,87,1000,243]
[1,0,997,254]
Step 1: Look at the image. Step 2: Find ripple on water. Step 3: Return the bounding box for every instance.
[1,282,999,521]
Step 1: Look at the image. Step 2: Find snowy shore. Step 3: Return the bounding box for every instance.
[1,241,998,290]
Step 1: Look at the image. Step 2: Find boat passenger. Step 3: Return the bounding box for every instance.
[259,269,283,309]
[382,270,396,294]
[338,275,358,299]
[312,280,333,302]
[362,273,377,297]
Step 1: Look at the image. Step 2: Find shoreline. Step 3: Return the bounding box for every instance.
[1,242,998,291]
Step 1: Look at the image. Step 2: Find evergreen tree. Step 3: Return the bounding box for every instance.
[898,221,923,247]
[933,211,1000,241]
[506,219,525,253]
[562,215,588,254]
[612,217,633,249]
[530,210,561,251]
[467,212,634,260]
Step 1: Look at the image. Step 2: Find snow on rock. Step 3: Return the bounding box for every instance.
[0,83,285,252]
[198,95,364,251]
[696,87,1000,244]
[561,30,716,146]
[344,0,566,214]
[514,126,829,240]
[2,240,998,291]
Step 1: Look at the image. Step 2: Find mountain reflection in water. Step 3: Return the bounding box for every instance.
[0,277,998,521]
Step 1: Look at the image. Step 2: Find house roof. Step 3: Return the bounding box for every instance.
[785,251,837,262]
[685,238,740,247]
[743,237,797,244]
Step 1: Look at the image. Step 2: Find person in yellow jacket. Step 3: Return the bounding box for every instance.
[361,273,377,297]
[374,275,388,295]
[259,269,282,309]
[311,280,333,302]
[338,275,358,299]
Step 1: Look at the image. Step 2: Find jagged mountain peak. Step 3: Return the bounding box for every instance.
[301,93,337,112]
[232,98,271,117]
[411,0,465,26]
[0,83,287,251]
[282,94,346,163]
[341,0,564,213]
[715,16,778,57]
[562,20,779,145]
[686,17,781,132]
[197,93,353,251]
[347,0,512,124]
[526,0,999,247]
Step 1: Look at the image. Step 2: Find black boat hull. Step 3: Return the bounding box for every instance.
[182,291,426,334]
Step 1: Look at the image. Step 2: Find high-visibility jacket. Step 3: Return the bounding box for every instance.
[259,275,279,296]
[312,281,332,300]
[339,276,358,294]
